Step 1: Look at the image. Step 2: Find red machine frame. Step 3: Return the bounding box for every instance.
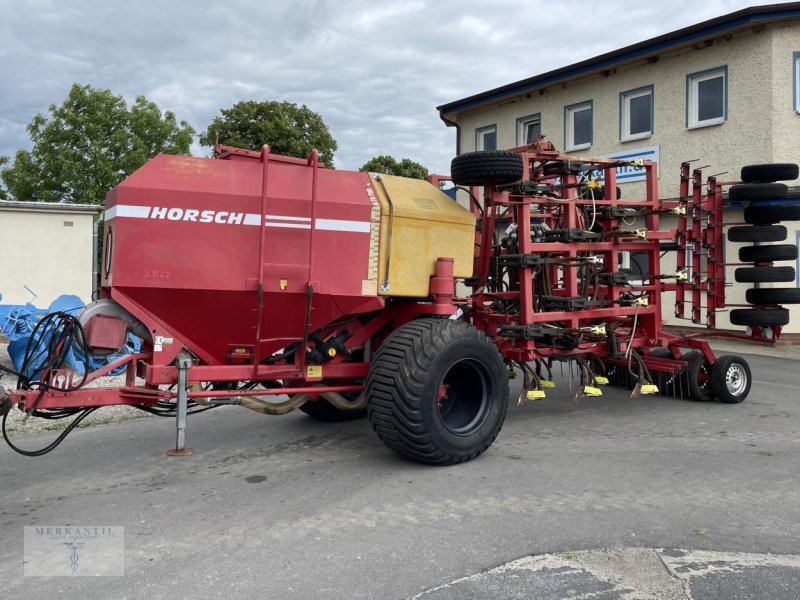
[8,140,766,440]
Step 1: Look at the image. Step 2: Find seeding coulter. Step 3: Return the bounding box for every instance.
[2,140,797,464]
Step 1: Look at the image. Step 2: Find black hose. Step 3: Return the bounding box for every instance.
[16,312,91,393]
[3,312,94,455]
[2,408,97,457]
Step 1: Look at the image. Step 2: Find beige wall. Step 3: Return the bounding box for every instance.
[447,22,800,334]
[770,22,800,176]
[0,209,96,307]
[452,27,784,198]
[769,24,800,332]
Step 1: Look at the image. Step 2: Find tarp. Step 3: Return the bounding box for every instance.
[3,294,140,379]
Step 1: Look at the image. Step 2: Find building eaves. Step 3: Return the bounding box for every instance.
[0,200,104,215]
[437,2,800,119]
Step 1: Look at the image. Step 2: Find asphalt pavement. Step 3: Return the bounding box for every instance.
[1,350,799,599]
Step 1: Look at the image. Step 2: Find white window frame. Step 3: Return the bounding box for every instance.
[620,86,653,142]
[687,67,727,129]
[565,101,592,152]
[794,52,800,113]
[476,125,497,151]
[516,113,541,146]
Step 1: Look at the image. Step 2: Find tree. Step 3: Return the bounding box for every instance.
[0,157,7,200]
[360,155,429,180]
[199,100,337,167]
[0,84,195,204]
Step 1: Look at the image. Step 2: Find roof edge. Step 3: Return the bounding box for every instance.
[437,3,800,119]
[0,200,104,214]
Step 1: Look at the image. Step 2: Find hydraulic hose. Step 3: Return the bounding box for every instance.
[238,393,311,415]
[202,390,366,415]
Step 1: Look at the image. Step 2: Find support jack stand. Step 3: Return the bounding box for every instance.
[167,355,193,457]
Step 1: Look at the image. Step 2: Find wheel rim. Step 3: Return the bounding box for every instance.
[725,363,748,396]
[697,365,710,391]
[437,359,491,435]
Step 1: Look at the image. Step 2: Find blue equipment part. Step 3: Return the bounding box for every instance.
[4,294,141,380]
[47,294,84,316]
[1,304,48,342]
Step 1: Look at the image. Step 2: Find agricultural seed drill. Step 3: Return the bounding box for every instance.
[2,140,797,464]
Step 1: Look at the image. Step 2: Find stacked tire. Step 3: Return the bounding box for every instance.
[728,163,799,330]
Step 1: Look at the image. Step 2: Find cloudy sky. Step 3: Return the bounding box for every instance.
[0,0,784,174]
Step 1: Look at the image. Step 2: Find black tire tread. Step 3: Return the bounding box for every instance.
[730,308,791,327]
[741,163,799,183]
[647,348,675,393]
[711,355,752,403]
[680,350,714,402]
[451,151,523,186]
[727,225,787,243]
[738,244,798,263]
[746,287,800,305]
[744,204,800,224]
[734,266,796,283]
[728,183,788,202]
[366,319,509,465]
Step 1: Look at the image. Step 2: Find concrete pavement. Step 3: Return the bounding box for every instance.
[415,548,800,599]
[1,350,799,599]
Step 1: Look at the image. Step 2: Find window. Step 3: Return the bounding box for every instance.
[565,101,592,151]
[516,113,541,146]
[476,125,497,151]
[685,245,708,283]
[686,66,727,128]
[620,251,650,283]
[794,52,800,112]
[620,85,653,142]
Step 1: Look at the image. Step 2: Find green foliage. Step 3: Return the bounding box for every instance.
[0,84,194,204]
[200,100,337,167]
[0,156,7,200]
[360,155,429,180]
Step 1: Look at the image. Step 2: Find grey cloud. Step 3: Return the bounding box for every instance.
[0,0,778,174]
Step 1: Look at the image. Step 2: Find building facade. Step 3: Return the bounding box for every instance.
[438,4,800,334]
[0,201,102,310]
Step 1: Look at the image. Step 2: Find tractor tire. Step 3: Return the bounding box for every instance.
[730,308,790,327]
[741,163,799,183]
[727,225,787,243]
[746,287,800,305]
[451,151,523,186]
[366,318,509,465]
[680,350,714,402]
[647,348,673,359]
[647,348,674,393]
[299,392,367,422]
[728,183,788,202]
[711,355,752,403]
[738,244,798,263]
[734,266,795,283]
[744,204,800,224]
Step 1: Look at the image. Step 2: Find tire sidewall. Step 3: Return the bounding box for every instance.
[683,351,714,402]
[712,356,752,403]
[419,330,508,454]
